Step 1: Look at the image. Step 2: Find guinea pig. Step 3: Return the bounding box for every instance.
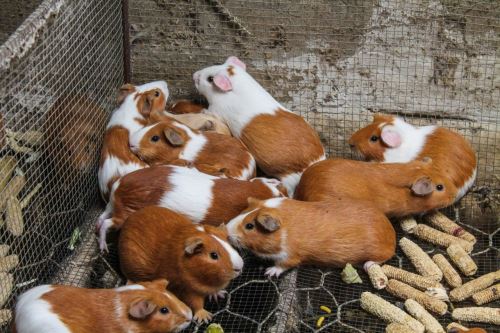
[168,100,206,114]
[129,119,255,180]
[150,109,232,136]
[193,56,325,195]
[119,206,243,323]
[96,165,286,251]
[98,81,169,201]
[295,158,458,217]
[226,197,396,277]
[448,329,488,333]
[43,94,107,197]
[13,279,192,333]
[348,114,477,201]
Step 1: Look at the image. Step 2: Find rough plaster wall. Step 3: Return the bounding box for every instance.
[0,0,43,44]
[129,0,499,187]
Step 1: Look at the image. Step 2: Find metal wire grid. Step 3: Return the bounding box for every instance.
[0,0,123,330]
[129,1,499,332]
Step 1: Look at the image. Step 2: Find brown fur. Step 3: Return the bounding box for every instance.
[229,198,395,269]
[119,207,239,318]
[99,127,148,197]
[448,329,488,333]
[150,110,232,136]
[348,115,477,192]
[227,66,235,76]
[168,100,205,114]
[134,89,167,120]
[16,279,191,333]
[135,120,254,179]
[108,166,282,230]
[295,159,458,217]
[240,109,324,178]
[44,95,107,177]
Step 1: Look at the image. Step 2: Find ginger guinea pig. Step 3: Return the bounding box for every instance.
[226,197,395,277]
[96,165,285,251]
[150,109,231,136]
[349,114,477,201]
[295,158,457,217]
[168,100,206,114]
[98,81,169,201]
[119,206,243,323]
[13,279,192,333]
[193,56,325,195]
[129,119,255,180]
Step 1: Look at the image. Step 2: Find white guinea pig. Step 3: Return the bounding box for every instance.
[193,56,325,195]
[349,114,477,201]
[13,279,192,333]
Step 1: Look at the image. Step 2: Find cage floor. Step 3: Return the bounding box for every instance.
[47,192,499,333]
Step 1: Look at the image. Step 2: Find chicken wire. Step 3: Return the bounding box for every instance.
[129,0,499,332]
[0,0,497,332]
[0,0,124,330]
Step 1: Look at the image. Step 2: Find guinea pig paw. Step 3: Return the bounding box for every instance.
[98,238,109,254]
[208,290,227,303]
[193,309,212,324]
[265,266,285,278]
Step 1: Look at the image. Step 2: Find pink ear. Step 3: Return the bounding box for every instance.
[225,56,246,71]
[213,73,233,92]
[381,127,402,148]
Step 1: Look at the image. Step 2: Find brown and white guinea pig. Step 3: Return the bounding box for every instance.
[129,119,255,180]
[168,100,206,114]
[98,81,169,201]
[348,114,477,201]
[150,109,232,136]
[295,158,458,217]
[193,56,325,195]
[448,329,488,333]
[226,197,396,277]
[119,206,243,323]
[96,165,286,251]
[13,279,192,333]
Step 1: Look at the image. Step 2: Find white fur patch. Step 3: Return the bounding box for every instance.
[173,122,207,162]
[212,235,244,271]
[382,118,437,163]
[263,197,285,208]
[195,64,283,137]
[196,226,205,232]
[226,208,258,238]
[255,178,282,197]
[98,157,144,197]
[129,123,155,152]
[15,285,72,333]
[455,168,477,201]
[160,166,216,223]
[135,80,169,96]
[115,284,145,292]
[280,154,325,197]
[238,155,256,180]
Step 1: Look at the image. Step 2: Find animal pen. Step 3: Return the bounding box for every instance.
[0,0,498,332]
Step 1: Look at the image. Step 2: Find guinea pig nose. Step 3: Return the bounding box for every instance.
[349,143,355,148]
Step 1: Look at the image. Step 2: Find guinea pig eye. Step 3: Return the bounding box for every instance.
[207,76,214,83]
[210,252,219,260]
[151,135,160,142]
[436,184,444,191]
[245,223,254,230]
[159,307,169,314]
[370,135,379,142]
[154,90,160,97]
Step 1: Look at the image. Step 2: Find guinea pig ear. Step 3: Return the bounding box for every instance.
[411,176,434,196]
[225,56,246,71]
[184,237,204,256]
[198,120,215,132]
[213,73,233,92]
[149,278,169,291]
[256,213,280,232]
[380,126,402,148]
[163,127,185,147]
[217,223,227,231]
[129,299,157,319]
[117,83,136,104]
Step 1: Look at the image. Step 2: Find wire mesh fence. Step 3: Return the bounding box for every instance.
[0,0,498,332]
[0,0,124,329]
[129,1,499,332]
